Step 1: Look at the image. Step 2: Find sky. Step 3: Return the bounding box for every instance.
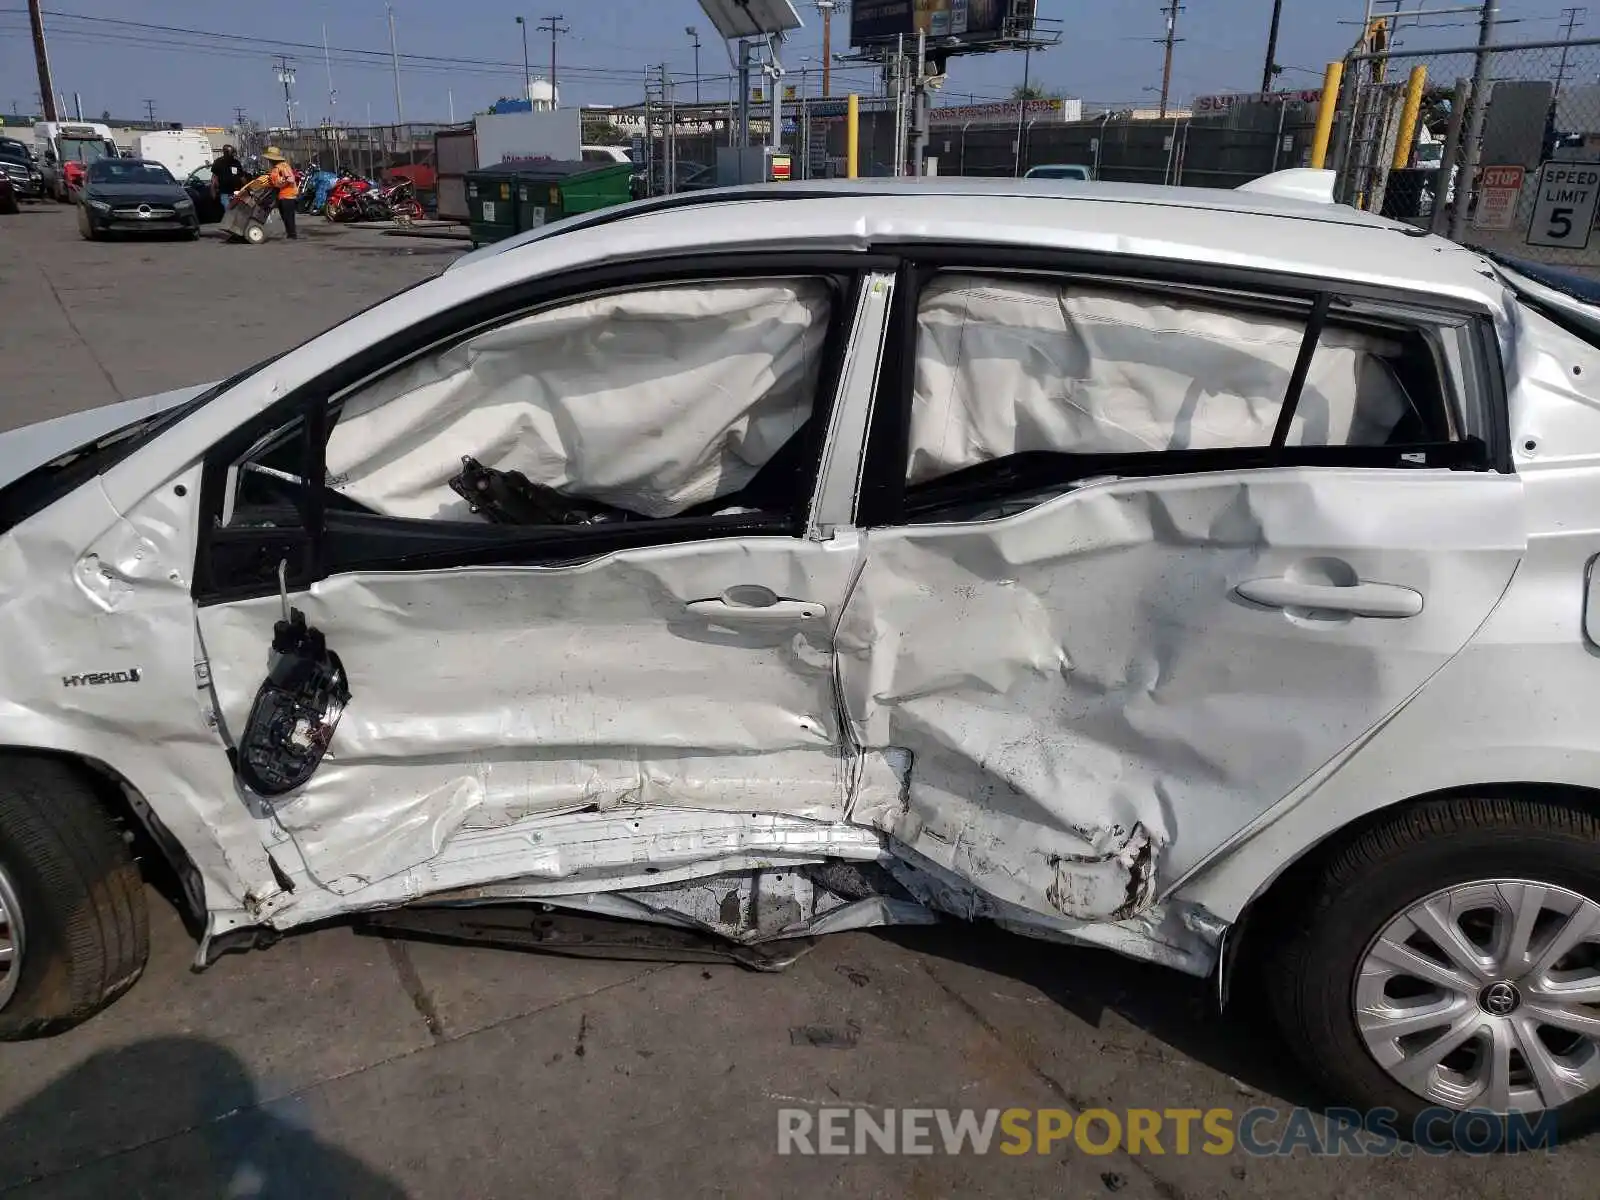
[0,1,1583,126]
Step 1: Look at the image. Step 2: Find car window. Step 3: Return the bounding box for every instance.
[228,277,835,530]
[878,270,1474,524]
[189,165,213,185]
[0,141,28,163]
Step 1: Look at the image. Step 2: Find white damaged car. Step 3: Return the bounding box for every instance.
[4,172,1600,1139]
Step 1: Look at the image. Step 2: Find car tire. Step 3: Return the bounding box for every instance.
[0,759,150,1040]
[1265,794,1600,1146]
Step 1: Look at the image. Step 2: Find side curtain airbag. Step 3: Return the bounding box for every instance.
[908,275,1411,483]
[324,279,832,519]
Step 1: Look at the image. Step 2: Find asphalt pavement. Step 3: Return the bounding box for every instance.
[0,201,1594,1199]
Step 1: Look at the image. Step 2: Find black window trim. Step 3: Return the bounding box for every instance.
[855,245,1510,528]
[192,250,892,606]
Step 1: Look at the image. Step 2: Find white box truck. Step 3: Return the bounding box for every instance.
[134,130,215,185]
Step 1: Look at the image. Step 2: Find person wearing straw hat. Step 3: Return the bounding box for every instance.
[262,146,300,240]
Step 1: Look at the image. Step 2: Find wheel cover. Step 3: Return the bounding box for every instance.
[1355,879,1600,1114]
[0,861,24,1011]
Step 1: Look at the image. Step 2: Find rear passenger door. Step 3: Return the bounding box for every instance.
[840,261,1525,924]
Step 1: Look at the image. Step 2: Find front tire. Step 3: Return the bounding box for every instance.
[0,759,150,1040]
[1266,795,1600,1146]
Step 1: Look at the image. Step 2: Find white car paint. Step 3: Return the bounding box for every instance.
[0,174,1591,984]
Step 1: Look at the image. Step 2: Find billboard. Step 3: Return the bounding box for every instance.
[850,0,1026,47]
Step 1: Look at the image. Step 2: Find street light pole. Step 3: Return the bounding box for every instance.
[516,16,531,102]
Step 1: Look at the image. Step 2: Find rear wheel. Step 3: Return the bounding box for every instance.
[1266,795,1600,1147]
[0,759,149,1039]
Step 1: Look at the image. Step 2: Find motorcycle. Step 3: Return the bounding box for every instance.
[299,168,340,214]
[362,178,424,223]
[324,173,375,222]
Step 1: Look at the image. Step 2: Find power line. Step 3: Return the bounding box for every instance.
[0,8,645,84]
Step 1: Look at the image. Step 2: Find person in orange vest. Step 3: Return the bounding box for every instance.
[262,146,299,240]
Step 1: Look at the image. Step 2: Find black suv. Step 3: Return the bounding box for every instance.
[0,138,45,201]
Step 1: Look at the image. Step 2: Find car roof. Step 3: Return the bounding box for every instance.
[446,177,1504,311]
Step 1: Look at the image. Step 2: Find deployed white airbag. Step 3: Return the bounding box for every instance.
[323,279,831,519]
[908,275,1411,483]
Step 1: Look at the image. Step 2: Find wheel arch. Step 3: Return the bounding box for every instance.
[1218,780,1600,1005]
[0,747,206,933]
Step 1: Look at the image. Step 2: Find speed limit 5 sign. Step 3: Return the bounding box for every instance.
[1528,161,1600,249]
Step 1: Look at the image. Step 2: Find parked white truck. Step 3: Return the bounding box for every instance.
[134,130,215,184]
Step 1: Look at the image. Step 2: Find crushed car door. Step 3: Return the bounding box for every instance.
[840,268,1525,924]
[193,270,878,896]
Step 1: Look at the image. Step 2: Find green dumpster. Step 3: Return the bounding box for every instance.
[511,161,635,231]
[465,166,524,247]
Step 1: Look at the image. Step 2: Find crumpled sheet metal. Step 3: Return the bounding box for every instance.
[839,468,1524,921]
[908,275,1408,484]
[324,279,829,521]
[0,470,278,914]
[197,534,864,894]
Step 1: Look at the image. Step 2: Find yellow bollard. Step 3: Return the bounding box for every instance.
[1392,65,1428,171]
[847,93,859,179]
[1310,61,1344,170]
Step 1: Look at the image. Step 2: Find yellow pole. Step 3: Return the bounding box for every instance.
[847,93,859,178]
[1310,61,1344,170]
[1391,65,1428,171]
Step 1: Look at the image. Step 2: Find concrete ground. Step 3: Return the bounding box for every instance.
[0,202,1594,1198]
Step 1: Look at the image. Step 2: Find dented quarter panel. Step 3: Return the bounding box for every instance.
[839,468,1525,922]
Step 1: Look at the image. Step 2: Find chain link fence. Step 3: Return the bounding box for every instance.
[619,97,1319,194]
[1338,38,1600,274]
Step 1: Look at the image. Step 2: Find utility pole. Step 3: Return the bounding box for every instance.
[273,56,296,130]
[233,106,248,129]
[1261,0,1284,93]
[686,26,702,104]
[386,3,405,124]
[817,0,835,97]
[27,0,58,122]
[1450,1,1498,242]
[1156,1,1185,120]
[516,17,532,101]
[911,31,929,177]
[1556,6,1587,100]
[538,15,570,101]
[1013,42,1032,176]
[143,99,157,124]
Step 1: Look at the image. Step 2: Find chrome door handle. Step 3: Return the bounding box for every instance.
[685,586,827,625]
[1234,577,1423,619]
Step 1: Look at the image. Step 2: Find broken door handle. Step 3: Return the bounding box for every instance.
[1234,577,1423,619]
[684,597,827,624]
